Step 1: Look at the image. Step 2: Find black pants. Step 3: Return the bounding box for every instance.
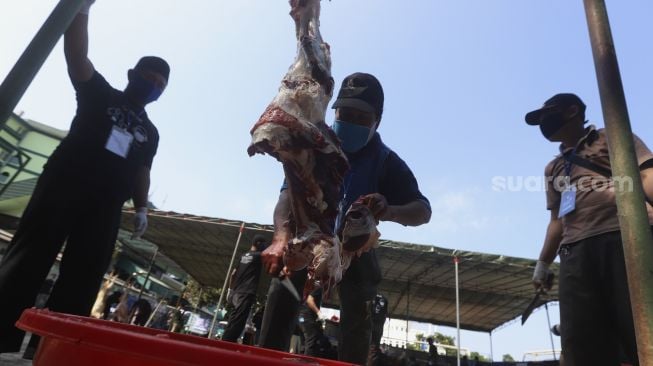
[559,230,639,366]
[0,171,122,353]
[338,280,374,365]
[368,315,386,366]
[258,269,307,351]
[298,314,323,356]
[222,292,256,342]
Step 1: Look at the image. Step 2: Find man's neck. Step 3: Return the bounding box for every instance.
[560,126,587,149]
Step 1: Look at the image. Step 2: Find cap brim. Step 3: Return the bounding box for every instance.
[332,98,376,114]
[525,105,557,125]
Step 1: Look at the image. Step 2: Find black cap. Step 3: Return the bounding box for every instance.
[135,56,170,82]
[525,93,586,125]
[332,72,384,119]
[252,235,267,252]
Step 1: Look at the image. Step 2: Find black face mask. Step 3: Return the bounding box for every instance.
[539,112,567,140]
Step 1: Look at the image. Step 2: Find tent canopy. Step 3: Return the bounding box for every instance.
[121,209,558,333]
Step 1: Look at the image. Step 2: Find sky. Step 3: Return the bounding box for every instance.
[2,0,652,361]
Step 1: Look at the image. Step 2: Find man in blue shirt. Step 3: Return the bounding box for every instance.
[258,73,431,365]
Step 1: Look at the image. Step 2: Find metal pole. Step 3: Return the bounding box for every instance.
[0,0,86,126]
[193,287,203,314]
[454,256,461,366]
[136,247,158,303]
[405,281,410,347]
[583,1,653,362]
[209,222,245,338]
[544,303,557,361]
[489,332,494,364]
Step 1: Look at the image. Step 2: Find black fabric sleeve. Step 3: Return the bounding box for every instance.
[379,151,431,211]
[72,71,113,115]
[143,127,159,169]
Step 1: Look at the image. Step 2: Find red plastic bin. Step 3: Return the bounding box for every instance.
[17,308,354,366]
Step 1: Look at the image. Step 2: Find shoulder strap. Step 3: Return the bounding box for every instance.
[564,153,612,178]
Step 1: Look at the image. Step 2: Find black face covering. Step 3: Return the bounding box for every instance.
[539,112,567,140]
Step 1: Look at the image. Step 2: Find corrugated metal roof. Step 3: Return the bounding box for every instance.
[120,209,558,332]
[0,178,38,201]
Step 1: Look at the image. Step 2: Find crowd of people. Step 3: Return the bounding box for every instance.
[0,1,650,365]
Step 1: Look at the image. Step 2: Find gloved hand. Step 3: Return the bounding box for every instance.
[79,0,96,15]
[316,311,327,322]
[226,288,233,304]
[131,207,148,240]
[532,260,552,290]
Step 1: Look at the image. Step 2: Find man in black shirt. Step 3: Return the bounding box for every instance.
[0,0,168,354]
[368,293,388,365]
[222,235,267,342]
[298,287,326,356]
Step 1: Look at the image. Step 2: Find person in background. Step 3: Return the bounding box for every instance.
[222,235,267,342]
[298,287,326,356]
[525,93,652,366]
[368,293,389,366]
[0,0,168,357]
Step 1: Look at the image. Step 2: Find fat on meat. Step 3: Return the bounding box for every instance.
[247,0,349,297]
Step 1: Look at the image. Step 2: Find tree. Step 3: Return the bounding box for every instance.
[183,278,222,309]
[470,352,489,361]
[503,354,515,362]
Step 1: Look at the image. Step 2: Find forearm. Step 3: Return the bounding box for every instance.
[272,190,292,246]
[384,200,431,226]
[539,214,563,264]
[640,167,653,204]
[306,296,320,315]
[64,12,94,81]
[132,167,151,209]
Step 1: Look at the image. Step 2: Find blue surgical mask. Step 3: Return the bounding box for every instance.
[125,73,163,106]
[332,120,375,153]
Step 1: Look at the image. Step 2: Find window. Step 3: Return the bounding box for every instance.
[0,172,9,184]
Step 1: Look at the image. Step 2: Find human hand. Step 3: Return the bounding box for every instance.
[532,260,553,291]
[131,207,148,240]
[79,0,96,15]
[316,311,327,322]
[262,235,288,276]
[360,193,390,221]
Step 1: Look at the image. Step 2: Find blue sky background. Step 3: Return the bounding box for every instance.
[2,0,652,360]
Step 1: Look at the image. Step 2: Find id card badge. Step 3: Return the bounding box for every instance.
[105,126,134,158]
[558,178,576,218]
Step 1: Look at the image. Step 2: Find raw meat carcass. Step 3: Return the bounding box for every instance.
[340,197,381,257]
[247,0,349,297]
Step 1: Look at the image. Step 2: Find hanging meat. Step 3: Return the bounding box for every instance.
[340,197,381,257]
[248,0,349,297]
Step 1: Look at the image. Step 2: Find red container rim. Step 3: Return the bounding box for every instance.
[17,308,353,366]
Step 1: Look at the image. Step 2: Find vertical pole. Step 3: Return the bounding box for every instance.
[405,281,410,347]
[0,0,86,126]
[544,303,557,361]
[193,287,203,314]
[209,222,245,338]
[583,1,653,362]
[454,256,461,366]
[136,246,158,303]
[489,331,494,364]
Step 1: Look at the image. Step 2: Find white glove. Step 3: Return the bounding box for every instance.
[316,311,327,322]
[131,207,148,240]
[226,288,233,304]
[79,0,96,15]
[532,260,550,289]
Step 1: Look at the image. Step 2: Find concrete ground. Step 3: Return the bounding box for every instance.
[0,334,33,366]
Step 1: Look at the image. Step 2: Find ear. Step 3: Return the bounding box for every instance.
[564,105,580,120]
[127,69,135,82]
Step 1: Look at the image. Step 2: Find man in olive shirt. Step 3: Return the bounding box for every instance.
[525,93,653,366]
